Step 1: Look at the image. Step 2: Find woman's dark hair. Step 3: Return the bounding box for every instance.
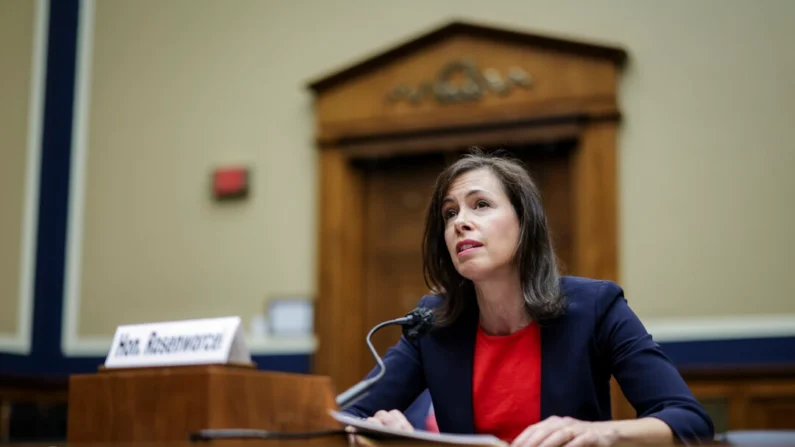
[422,148,565,325]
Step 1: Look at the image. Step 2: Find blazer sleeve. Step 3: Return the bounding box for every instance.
[342,298,429,419]
[595,282,714,444]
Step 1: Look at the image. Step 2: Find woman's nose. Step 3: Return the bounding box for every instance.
[454,211,473,232]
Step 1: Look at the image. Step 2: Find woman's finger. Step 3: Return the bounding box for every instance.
[366,416,385,426]
[373,410,401,428]
[368,409,414,431]
[388,409,414,431]
[373,410,395,426]
[512,416,574,447]
[564,431,601,447]
[538,426,577,447]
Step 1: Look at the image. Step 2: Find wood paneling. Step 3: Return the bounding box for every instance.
[572,121,618,281]
[684,366,795,431]
[611,366,795,430]
[313,150,366,392]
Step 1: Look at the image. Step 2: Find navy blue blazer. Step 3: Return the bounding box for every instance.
[345,276,714,443]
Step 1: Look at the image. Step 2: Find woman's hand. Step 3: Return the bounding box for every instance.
[366,409,415,431]
[511,416,619,447]
[346,410,414,447]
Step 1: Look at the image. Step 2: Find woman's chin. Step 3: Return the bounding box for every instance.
[455,264,490,282]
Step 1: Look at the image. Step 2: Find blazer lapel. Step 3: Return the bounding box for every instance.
[540,319,566,419]
[438,309,477,433]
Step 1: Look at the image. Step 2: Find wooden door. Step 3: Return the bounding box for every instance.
[354,141,575,379]
[359,153,447,378]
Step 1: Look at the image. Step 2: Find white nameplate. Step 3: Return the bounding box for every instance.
[104,316,251,369]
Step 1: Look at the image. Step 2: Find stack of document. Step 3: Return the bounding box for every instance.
[330,410,508,446]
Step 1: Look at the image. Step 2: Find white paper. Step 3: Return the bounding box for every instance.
[330,410,508,447]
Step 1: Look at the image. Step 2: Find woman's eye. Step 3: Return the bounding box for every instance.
[475,200,490,208]
[443,209,457,220]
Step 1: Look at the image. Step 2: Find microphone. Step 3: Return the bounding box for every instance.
[401,307,435,342]
[335,307,435,410]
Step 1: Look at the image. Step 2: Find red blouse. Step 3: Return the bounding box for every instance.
[472,321,542,443]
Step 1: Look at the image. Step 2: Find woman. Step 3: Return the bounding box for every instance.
[344,149,713,446]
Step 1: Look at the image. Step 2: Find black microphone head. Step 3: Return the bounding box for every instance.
[402,307,435,341]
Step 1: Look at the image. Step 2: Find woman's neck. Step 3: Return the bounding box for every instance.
[474,270,530,336]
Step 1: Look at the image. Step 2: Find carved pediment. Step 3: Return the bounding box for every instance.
[385,58,534,106]
[308,21,628,143]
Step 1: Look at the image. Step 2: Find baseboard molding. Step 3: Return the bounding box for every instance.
[645,314,795,342]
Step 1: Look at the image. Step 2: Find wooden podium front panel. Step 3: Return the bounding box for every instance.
[206,368,340,433]
[67,365,341,443]
[68,366,212,442]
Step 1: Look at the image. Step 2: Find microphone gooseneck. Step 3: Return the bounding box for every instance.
[335,308,435,410]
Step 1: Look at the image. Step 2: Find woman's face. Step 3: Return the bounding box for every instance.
[442,168,521,282]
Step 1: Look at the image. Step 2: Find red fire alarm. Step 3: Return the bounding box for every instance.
[212,166,249,199]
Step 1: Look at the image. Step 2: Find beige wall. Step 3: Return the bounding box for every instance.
[72,0,794,339]
[0,0,35,337]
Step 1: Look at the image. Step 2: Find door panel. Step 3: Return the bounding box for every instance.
[360,154,446,378]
